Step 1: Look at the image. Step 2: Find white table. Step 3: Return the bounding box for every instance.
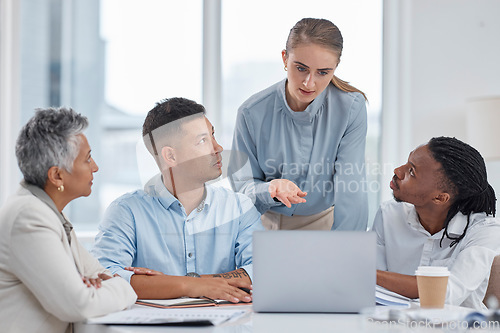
[75,304,500,333]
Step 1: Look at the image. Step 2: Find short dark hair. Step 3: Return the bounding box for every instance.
[142,97,205,137]
[142,97,206,157]
[428,136,496,247]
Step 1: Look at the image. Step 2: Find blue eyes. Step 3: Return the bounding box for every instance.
[296,66,329,76]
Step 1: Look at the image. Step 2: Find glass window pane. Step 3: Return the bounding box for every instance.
[101,0,203,114]
[19,0,202,231]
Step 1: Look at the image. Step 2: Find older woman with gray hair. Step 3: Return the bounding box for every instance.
[0,107,137,333]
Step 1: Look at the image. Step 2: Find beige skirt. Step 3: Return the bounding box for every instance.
[261,206,334,230]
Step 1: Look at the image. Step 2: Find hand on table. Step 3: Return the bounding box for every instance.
[269,179,307,208]
[187,277,252,304]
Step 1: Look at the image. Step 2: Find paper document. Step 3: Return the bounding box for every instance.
[86,305,248,326]
[405,308,469,325]
[376,285,413,307]
[136,297,249,309]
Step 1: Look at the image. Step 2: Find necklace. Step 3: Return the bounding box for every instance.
[196,198,205,213]
[196,188,207,213]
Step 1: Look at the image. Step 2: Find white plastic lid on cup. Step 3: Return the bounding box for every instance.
[415,266,450,277]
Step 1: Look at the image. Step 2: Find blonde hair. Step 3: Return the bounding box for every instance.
[286,18,367,101]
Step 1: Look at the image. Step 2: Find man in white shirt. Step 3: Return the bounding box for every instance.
[374,136,500,309]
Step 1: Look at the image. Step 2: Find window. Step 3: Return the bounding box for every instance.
[17,0,202,231]
[3,0,382,232]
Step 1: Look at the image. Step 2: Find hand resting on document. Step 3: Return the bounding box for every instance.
[125,266,252,303]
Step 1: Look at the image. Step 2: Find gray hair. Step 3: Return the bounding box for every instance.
[15,107,89,188]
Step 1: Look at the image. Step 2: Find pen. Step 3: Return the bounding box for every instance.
[238,287,252,294]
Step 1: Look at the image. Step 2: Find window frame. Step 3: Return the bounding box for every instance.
[0,0,384,229]
[0,0,21,206]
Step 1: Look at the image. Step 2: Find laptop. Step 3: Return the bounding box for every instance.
[252,230,376,313]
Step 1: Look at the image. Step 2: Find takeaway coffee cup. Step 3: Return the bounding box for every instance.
[415,266,450,308]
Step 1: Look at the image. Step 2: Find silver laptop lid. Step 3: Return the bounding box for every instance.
[252,230,376,313]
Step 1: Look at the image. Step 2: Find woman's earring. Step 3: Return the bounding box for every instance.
[57,185,65,192]
[284,66,287,71]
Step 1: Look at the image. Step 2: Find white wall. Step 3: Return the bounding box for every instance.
[382,0,500,202]
[0,0,21,206]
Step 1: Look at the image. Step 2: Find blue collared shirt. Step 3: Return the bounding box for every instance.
[91,174,264,282]
[228,79,368,231]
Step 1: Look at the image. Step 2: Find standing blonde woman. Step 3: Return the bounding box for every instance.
[229,18,368,231]
[0,108,136,333]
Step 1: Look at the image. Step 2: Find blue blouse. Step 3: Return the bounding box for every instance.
[228,79,368,231]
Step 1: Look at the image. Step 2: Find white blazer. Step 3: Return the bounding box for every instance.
[0,183,137,333]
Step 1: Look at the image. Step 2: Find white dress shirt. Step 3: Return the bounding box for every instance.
[373,199,500,310]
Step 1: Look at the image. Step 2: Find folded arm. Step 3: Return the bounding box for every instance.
[10,207,136,322]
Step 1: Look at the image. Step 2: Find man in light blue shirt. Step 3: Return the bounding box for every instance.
[92,97,264,303]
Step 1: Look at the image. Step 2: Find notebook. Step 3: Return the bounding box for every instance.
[136,297,247,309]
[252,230,376,313]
